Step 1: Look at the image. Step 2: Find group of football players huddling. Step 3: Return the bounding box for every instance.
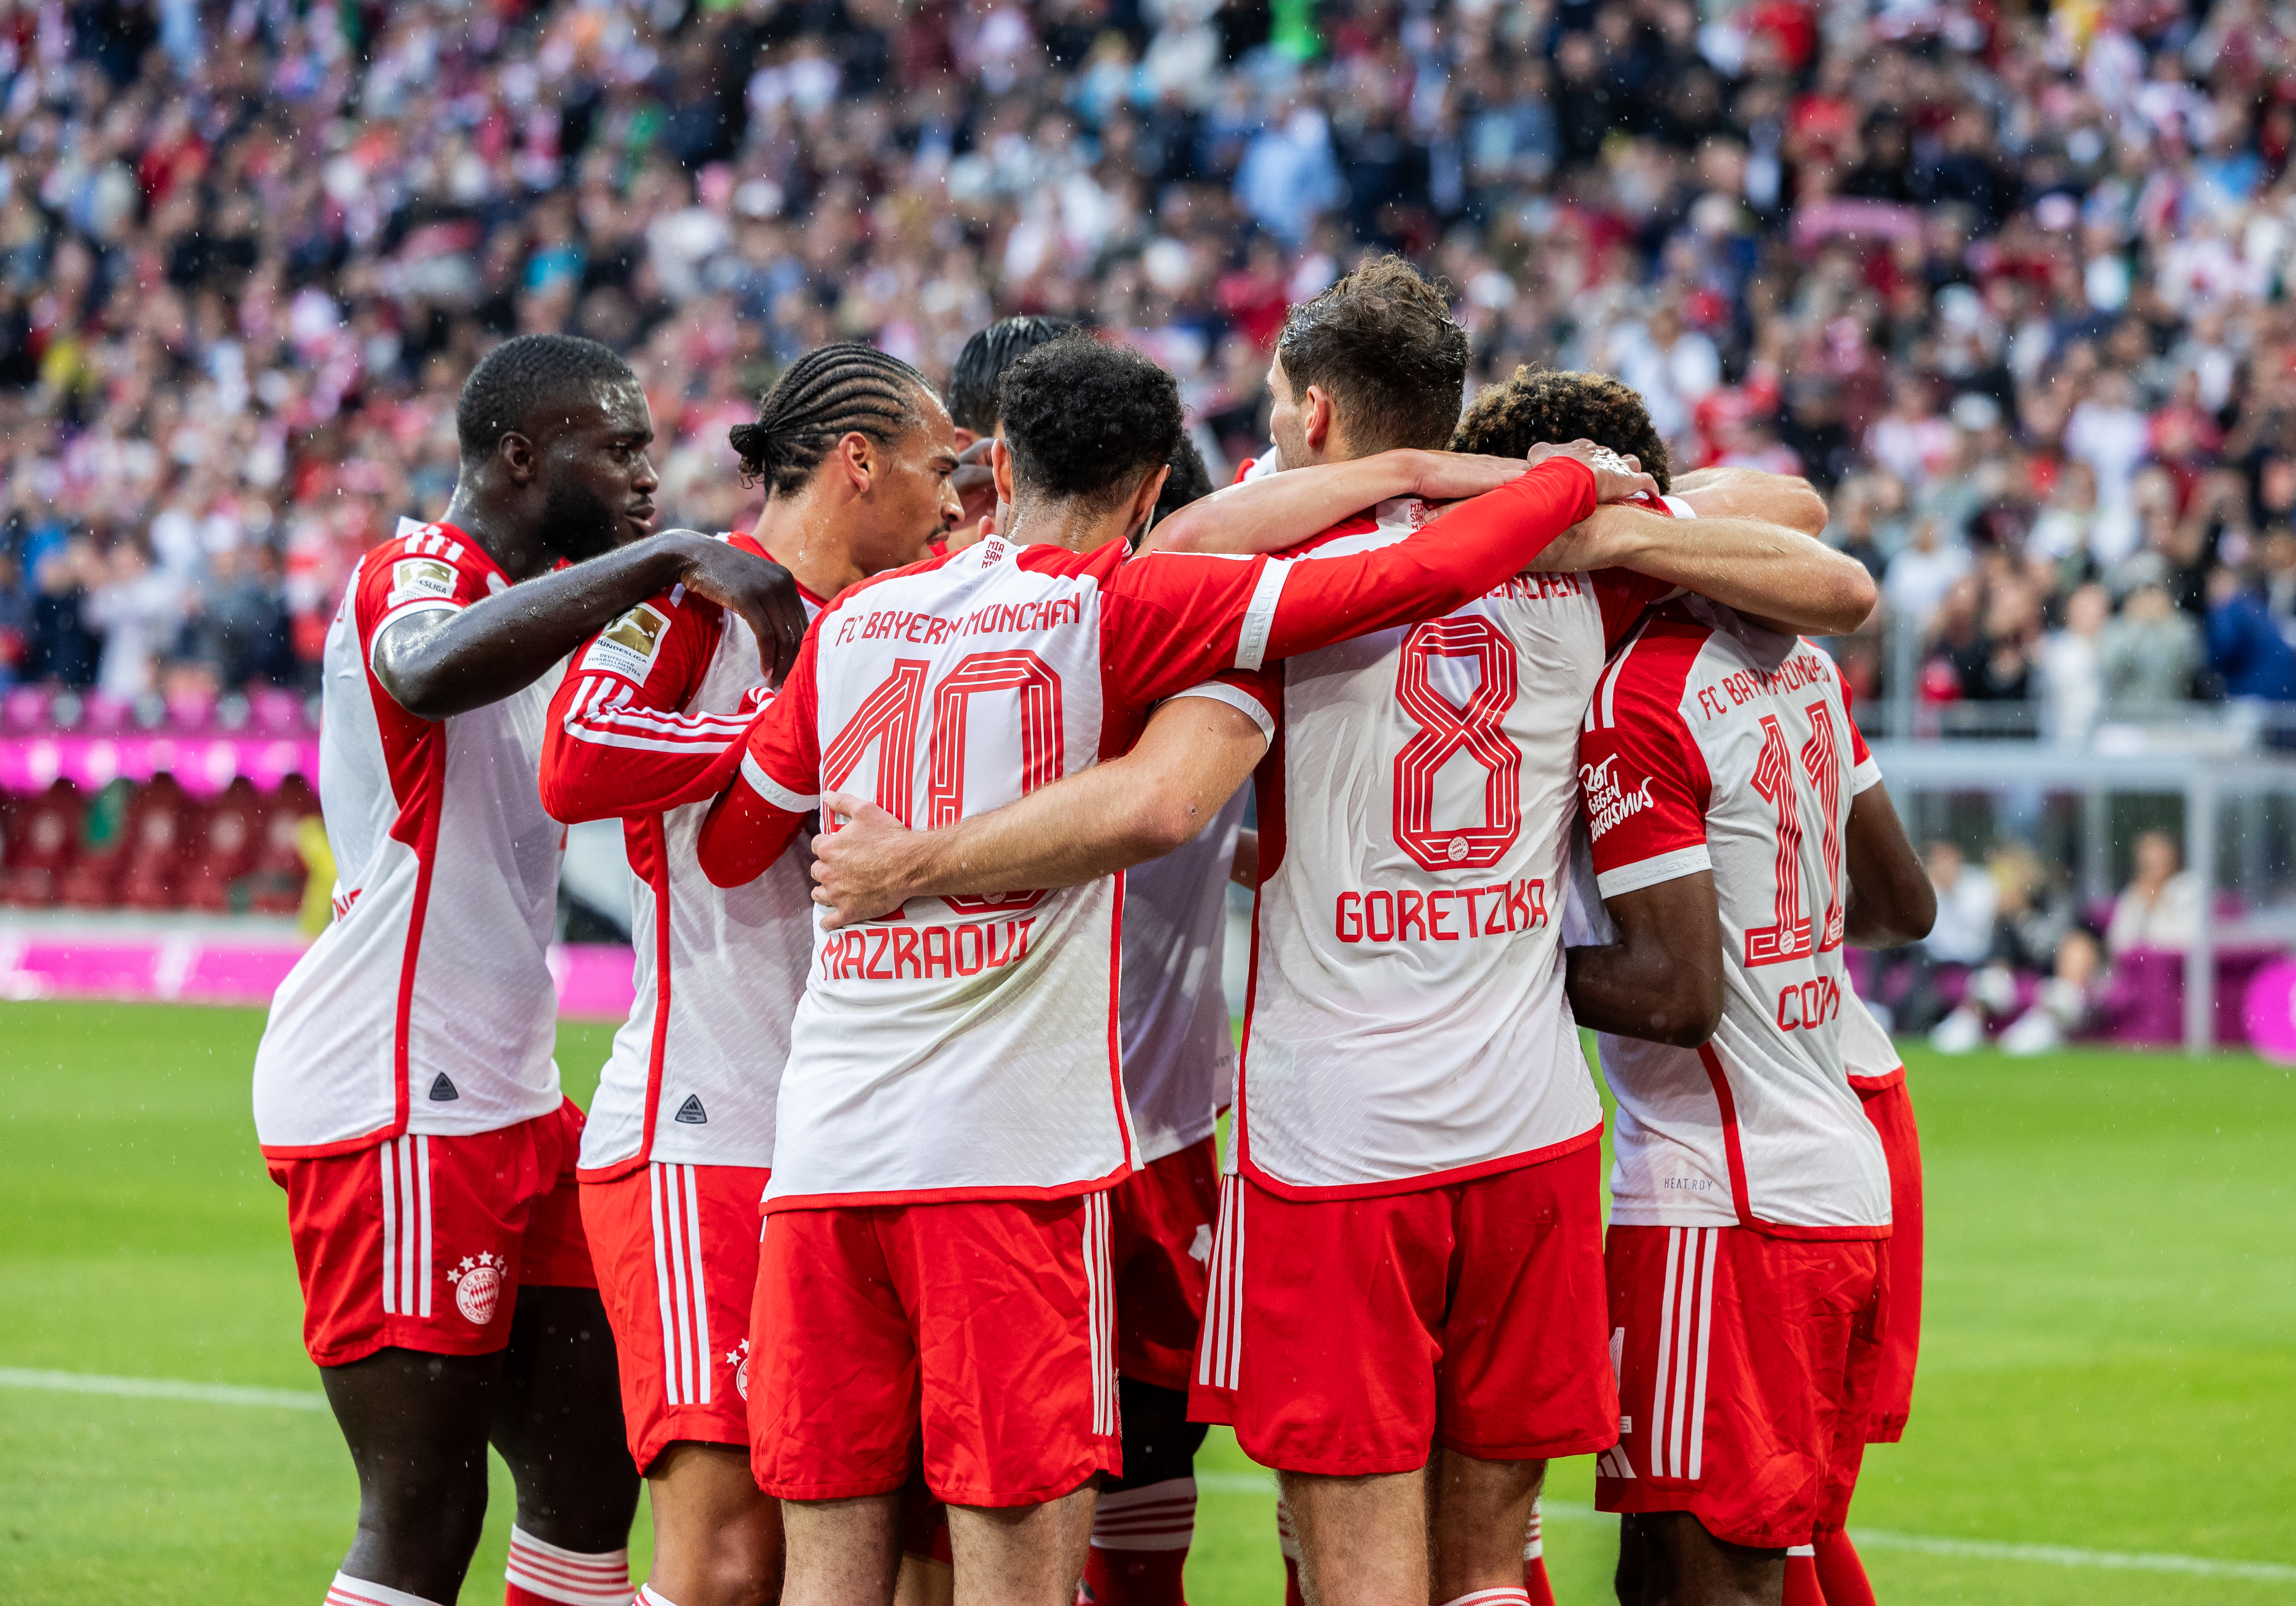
[254,256,1936,1606]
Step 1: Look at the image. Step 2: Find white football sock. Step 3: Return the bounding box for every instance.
[505,1525,633,1606]
[1091,1475,1198,1551]
[324,1575,448,1606]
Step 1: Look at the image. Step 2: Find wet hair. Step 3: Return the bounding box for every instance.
[998,334,1182,509]
[728,343,934,498]
[456,334,638,460]
[1275,256,1469,455]
[949,316,1082,435]
[1452,366,1673,492]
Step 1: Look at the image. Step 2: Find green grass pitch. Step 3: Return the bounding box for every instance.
[1,1000,2291,1603]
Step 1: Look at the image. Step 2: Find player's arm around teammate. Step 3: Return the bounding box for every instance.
[797,440,1650,923]
[539,347,961,1606]
[253,335,804,1606]
[688,338,1632,1606]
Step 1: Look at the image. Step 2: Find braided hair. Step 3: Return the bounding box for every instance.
[1452,367,1673,493]
[729,344,934,499]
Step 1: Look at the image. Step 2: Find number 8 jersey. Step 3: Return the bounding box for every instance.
[706,459,1602,1213]
[1235,497,1673,1197]
[1577,596,1890,1237]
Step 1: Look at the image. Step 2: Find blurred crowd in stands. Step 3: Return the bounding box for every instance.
[2,0,2296,729]
[1858,823,2227,1050]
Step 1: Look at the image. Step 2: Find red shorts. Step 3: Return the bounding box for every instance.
[1595,1225,1885,1549]
[268,1100,595,1368]
[750,1194,1121,1508]
[581,1161,771,1472]
[1190,1144,1615,1476]
[1108,1136,1220,1391]
[1855,1074,1922,1442]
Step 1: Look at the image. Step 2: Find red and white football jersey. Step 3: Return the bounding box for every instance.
[539,533,825,1179]
[253,519,565,1157]
[1578,597,1890,1238]
[707,456,1599,1212]
[1233,499,1676,1198]
[1118,789,1247,1165]
[1839,980,1904,1092]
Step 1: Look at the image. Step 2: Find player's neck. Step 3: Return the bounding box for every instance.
[440,483,557,584]
[1000,498,1129,553]
[751,491,865,603]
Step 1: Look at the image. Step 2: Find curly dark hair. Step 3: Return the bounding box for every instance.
[998,333,1181,508]
[455,334,637,460]
[948,316,1081,435]
[1154,436,1214,524]
[1276,256,1469,455]
[728,343,935,499]
[1451,367,1673,493]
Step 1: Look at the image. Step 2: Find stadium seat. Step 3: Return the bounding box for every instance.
[0,780,83,907]
[115,775,196,911]
[246,777,320,915]
[179,777,265,912]
[55,779,137,908]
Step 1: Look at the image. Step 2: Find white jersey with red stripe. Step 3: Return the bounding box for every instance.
[539,533,824,1178]
[1118,788,1247,1164]
[1578,595,1890,1238]
[1234,497,1676,1199]
[1839,982,1905,1092]
[715,458,1601,1211]
[253,518,564,1157]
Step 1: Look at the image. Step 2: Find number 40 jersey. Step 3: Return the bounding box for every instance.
[1234,497,1678,1199]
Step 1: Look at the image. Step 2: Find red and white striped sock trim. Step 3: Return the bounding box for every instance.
[1090,1476,1198,1552]
[637,1588,680,1606]
[504,1526,633,1606]
[1523,1495,1544,1561]
[325,1574,447,1606]
[1438,1589,1531,1606]
[1274,1494,1300,1562]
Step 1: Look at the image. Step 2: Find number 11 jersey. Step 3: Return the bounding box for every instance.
[1235,497,1673,1198]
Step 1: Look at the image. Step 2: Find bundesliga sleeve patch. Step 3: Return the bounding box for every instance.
[583,602,672,681]
[387,556,459,606]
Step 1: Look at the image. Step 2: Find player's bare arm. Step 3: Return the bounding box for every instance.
[810,693,1268,926]
[1843,782,1938,947]
[1527,506,1876,636]
[1668,464,1830,535]
[1142,442,1649,555]
[1562,872,1726,1047]
[374,531,804,720]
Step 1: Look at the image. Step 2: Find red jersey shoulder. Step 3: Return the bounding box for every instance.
[1592,608,1709,722]
[1014,535,1130,581]
[354,520,507,642]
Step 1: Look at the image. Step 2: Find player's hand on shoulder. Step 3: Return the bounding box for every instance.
[810,791,925,928]
[1529,440,1659,505]
[1404,450,1532,504]
[656,529,810,687]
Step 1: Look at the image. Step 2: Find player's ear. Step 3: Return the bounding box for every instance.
[990,437,1016,507]
[497,430,539,485]
[835,431,875,493]
[1304,386,1335,453]
[1133,463,1170,530]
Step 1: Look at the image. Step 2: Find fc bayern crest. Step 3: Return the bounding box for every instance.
[726,1338,751,1401]
[447,1251,505,1326]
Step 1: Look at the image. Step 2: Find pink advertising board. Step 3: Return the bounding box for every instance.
[0,932,637,1021]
